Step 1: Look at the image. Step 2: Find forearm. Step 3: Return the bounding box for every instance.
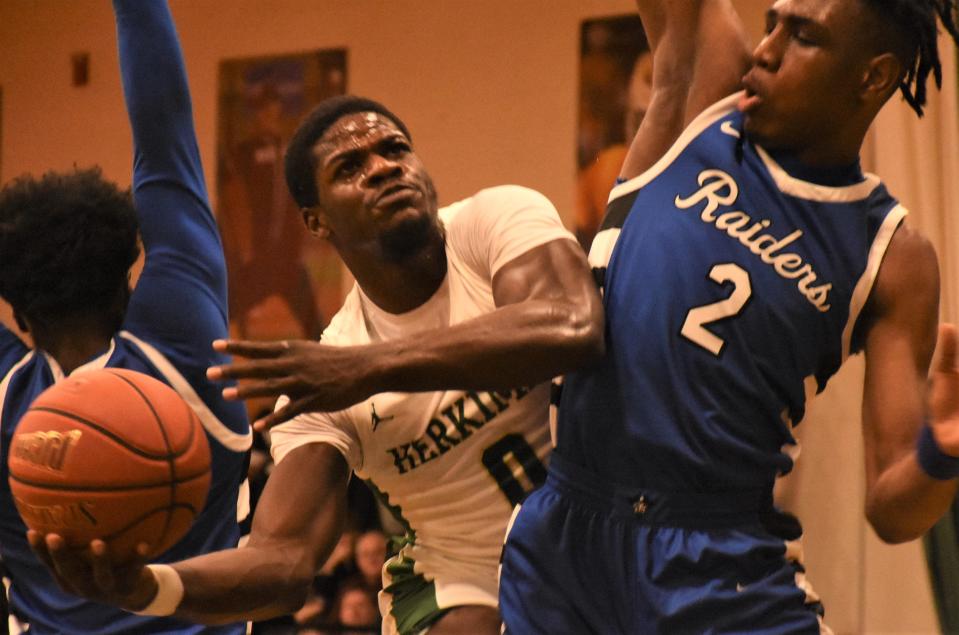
[366,298,603,393]
[114,0,228,324]
[166,542,317,624]
[622,0,748,179]
[114,0,193,156]
[866,450,959,543]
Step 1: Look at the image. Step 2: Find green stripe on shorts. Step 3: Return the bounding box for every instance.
[384,554,450,635]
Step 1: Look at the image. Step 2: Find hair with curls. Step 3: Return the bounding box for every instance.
[861,0,959,116]
[284,95,412,209]
[0,167,140,331]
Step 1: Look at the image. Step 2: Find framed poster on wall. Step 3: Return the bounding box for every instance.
[217,50,347,345]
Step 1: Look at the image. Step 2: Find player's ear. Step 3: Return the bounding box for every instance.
[861,52,901,103]
[302,207,331,240]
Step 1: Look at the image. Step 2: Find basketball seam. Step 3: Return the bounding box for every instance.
[24,407,182,460]
[8,469,209,492]
[99,503,203,543]
[104,370,178,555]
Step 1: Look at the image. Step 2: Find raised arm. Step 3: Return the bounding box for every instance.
[620,0,751,180]
[114,0,231,356]
[860,227,959,543]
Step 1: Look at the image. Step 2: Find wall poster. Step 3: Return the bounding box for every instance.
[217,50,347,347]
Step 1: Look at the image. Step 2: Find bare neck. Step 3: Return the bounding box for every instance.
[31,320,115,375]
[345,235,448,315]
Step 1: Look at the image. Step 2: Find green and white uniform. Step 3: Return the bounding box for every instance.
[270,185,575,635]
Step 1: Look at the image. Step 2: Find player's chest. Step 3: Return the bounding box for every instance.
[352,386,541,479]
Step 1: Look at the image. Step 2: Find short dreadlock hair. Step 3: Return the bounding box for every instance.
[0,167,140,330]
[284,95,413,209]
[860,0,959,116]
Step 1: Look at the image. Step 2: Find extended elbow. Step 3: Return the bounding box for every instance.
[277,565,317,613]
[865,504,922,545]
[566,303,606,365]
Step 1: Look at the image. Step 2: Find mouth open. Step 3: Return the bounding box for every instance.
[738,76,762,113]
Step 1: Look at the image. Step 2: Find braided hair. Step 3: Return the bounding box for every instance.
[861,0,959,116]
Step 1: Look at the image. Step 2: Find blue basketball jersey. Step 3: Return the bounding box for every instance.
[0,2,251,633]
[556,93,905,493]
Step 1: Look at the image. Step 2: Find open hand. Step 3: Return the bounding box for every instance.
[207,339,377,430]
[930,324,959,454]
[27,531,157,611]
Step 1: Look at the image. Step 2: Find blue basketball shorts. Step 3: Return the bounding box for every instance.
[499,454,828,634]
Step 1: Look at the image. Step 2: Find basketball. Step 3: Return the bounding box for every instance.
[7,368,210,562]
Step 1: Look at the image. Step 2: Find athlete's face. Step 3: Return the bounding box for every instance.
[308,112,440,261]
[741,0,874,152]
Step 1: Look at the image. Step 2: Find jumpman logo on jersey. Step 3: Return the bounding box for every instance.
[370,402,395,432]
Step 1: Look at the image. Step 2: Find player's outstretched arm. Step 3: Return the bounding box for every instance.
[210,236,603,429]
[620,0,750,180]
[30,442,349,623]
[859,226,959,543]
[115,0,235,360]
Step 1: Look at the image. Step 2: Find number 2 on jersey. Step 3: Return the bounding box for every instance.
[681,263,752,355]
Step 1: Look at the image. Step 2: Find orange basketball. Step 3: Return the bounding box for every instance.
[8,368,210,562]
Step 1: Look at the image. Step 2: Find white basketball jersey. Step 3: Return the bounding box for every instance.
[271,185,573,587]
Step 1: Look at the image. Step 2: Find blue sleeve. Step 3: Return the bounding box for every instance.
[0,323,28,376]
[113,0,230,365]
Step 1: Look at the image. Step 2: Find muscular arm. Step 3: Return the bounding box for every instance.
[620,0,751,179]
[214,237,604,427]
[861,226,959,543]
[34,442,349,623]
[168,443,349,622]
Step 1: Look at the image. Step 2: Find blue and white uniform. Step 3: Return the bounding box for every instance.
[500,93,905,634]
[0,2,251,632]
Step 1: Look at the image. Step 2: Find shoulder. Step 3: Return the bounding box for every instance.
[875,223,939,307]
[870,223,939,326]
[441,185,559,231]
[320,285,366,346]
[472,184,556,213]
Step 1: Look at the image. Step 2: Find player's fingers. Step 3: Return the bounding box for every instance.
[935,324,958,374]
[44,534,83,594]
[27,530,56,570]
[230,378,301,401]
[253,410,286,432]
[253,399,305,431]
[207,358,291,382]
[133,543,153,573]
[212,339,291,358]
[90,540,117,593]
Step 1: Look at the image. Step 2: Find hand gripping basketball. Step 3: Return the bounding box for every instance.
[9,368,211,562]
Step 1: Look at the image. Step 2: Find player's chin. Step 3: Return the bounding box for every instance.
[742,114,782,150]
[379,212,437,261]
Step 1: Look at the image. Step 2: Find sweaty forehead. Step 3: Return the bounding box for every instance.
[769,0,858,23]
[313,112,406,160]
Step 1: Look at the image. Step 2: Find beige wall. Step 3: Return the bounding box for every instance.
[1,2,955,633]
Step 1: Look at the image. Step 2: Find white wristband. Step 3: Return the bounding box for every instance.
[131,564,184,616]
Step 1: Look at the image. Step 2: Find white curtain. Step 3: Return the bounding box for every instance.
[778,38,958,635]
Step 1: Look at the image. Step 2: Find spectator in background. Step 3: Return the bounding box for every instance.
[352,530,387,595]
[336,581,380,635]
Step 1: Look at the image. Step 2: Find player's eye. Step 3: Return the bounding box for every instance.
[386,140,410,156]
[334,159,361,179]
